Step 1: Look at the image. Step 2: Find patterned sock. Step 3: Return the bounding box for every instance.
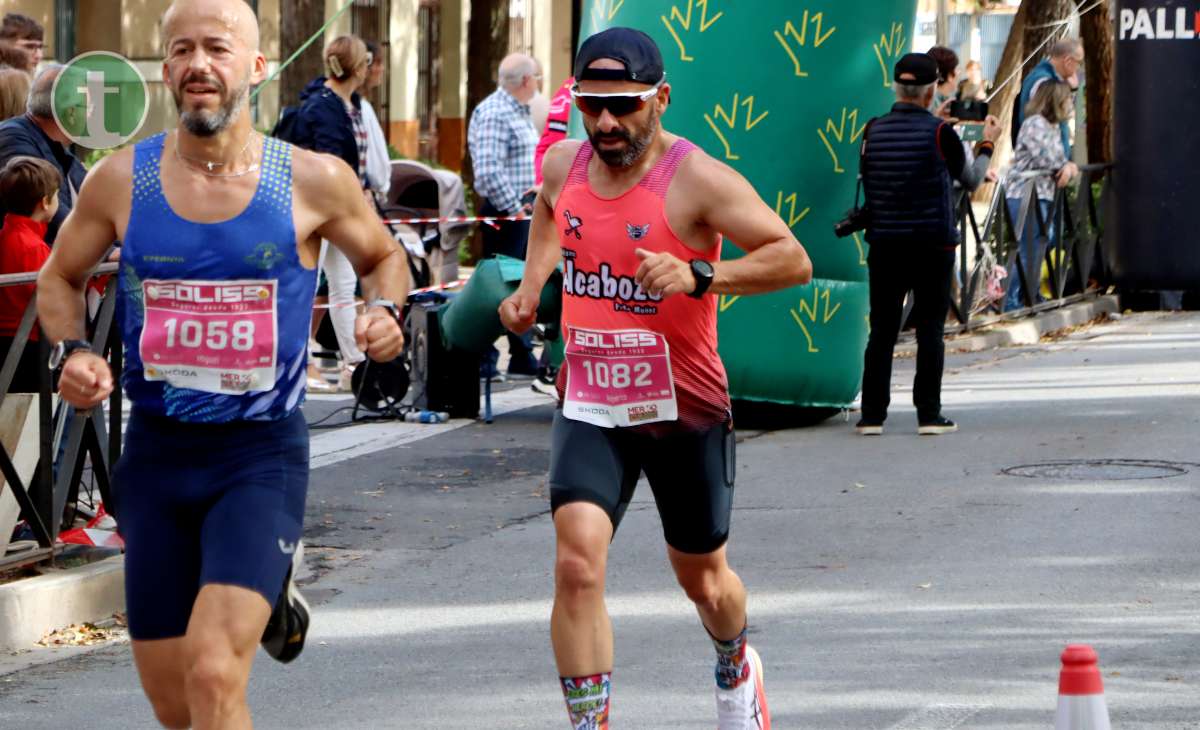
[712,625,751,690]
[560,673,611,730]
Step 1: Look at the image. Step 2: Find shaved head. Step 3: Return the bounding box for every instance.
[162,0,260,52]
[161,0,266,138]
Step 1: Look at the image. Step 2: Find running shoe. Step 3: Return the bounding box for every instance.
[918,415,958,435]
[715,645,770,729]
[261,540,310,663]
[531,379,557,397]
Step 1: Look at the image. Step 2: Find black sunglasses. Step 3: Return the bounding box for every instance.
[570,81,665,118]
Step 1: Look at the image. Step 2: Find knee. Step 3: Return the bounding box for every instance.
[184,651,242,709]
[146,695,190,729]
[555,551,604,600]
[677,569,723,613]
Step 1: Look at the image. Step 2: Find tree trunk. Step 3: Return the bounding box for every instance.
[973,1,1028,202]
[1023,0,1074,83]
[280,0,327,115]
[462,0,510,189]
[1077,0,1114,164]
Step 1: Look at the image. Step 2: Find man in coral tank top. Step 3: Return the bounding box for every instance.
[500,27,812,730]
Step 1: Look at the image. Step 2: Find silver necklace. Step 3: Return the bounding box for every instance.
[173,133,261,178]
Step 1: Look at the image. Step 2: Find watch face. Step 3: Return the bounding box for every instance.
[693,259,715,277]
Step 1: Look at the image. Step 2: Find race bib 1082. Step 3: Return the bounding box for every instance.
[563,327,677,428]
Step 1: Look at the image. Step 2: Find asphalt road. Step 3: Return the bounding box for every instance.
[1,312,1198,729]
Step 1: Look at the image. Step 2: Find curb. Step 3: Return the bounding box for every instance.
[0,555,125,652]
[894,295,1121,356]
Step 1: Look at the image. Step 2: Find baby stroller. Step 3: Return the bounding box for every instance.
[380,160,470,290]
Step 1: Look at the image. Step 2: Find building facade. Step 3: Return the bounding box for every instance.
[5,0,578,170]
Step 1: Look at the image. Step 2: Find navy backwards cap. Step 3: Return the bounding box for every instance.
[893,53,940,86]
[574,27,665,85]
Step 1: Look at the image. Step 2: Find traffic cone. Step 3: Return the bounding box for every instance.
[1055,644,1111,730]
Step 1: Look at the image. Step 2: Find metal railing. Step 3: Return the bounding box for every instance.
[946,163,1113,332]
[0,264,121,570]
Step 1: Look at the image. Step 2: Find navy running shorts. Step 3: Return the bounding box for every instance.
[112,409,309,641]
[548,411,736,554]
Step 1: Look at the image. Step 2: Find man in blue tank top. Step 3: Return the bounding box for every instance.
[36,1,409,727]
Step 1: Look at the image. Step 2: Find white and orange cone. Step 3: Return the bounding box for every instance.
[1055,644,1111,730]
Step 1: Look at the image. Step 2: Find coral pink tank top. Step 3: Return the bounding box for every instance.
[554,138,730,433]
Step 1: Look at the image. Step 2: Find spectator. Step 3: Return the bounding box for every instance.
[927,46,960,114]
[0,14,44,69]
[0,67,30,120]
[856,53,999,437]
[0,42,33,74]
[0,65,86,245]
[361,40,391,200]
[534,76,573,185]
[0,156,57,392]
[292,35,373,391]
[468,52,541,377]
[1004,79,1079,311]
[1016,38,1082,157]
[958,60,988,101]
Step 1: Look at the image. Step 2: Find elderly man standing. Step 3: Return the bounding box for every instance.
[468,52,542,377]
[0,65,86,245]
[856,53,999,437]
[1016,38,1083,158]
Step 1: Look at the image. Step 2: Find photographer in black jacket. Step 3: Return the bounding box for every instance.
[856,53,999,436]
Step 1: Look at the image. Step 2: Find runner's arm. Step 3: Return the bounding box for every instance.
[515,141,573,298]
[309,155,410,305]
[691,155,812,295]
[38,153,127,343]
[500,140,575,333]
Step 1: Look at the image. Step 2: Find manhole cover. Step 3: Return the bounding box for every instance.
[1002,459,1191,481]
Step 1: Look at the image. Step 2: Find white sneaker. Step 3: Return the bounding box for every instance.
[715,645,770,729]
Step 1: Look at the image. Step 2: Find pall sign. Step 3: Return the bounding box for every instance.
[1119,6,1200,40]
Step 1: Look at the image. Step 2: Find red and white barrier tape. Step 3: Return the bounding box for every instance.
[382,214,529,227]
[312,279,468,309]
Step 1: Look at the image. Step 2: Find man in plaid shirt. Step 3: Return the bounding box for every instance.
[469,52,542,375]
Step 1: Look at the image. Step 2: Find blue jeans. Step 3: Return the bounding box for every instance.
[1004,197,1054,311]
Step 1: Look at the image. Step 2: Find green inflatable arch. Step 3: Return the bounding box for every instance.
[574,0,917,409]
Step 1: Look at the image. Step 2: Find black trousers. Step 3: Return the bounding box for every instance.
[860,244,956,423]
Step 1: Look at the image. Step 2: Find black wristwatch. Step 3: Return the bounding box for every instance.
[688,259,715,299]
[48,339,92,374]
[368,299,403,325]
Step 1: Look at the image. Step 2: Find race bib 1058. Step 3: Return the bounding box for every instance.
[139,279,279,394]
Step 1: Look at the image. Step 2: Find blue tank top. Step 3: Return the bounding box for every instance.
[119,133,316,423]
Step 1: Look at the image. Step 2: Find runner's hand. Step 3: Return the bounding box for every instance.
[356,307,405,362]
[58,352,113,410]
[634,248,696,298]
[499,291,538,335]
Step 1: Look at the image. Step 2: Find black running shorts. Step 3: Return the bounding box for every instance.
[548,411,736,554]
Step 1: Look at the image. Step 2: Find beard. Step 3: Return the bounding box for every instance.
[173,71,251,137]
[587,108,660,169]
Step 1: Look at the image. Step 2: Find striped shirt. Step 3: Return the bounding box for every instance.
[344,99,369,189]
[468,88,537,214]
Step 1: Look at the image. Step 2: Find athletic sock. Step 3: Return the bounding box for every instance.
[560,673,611,729]
[712,625,751,690]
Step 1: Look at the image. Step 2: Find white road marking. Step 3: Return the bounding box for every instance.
[886,704,989,730]
[308,388,552,469]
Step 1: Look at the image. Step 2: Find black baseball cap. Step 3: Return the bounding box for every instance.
[574,27,665,85]
[893,53,939,85]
